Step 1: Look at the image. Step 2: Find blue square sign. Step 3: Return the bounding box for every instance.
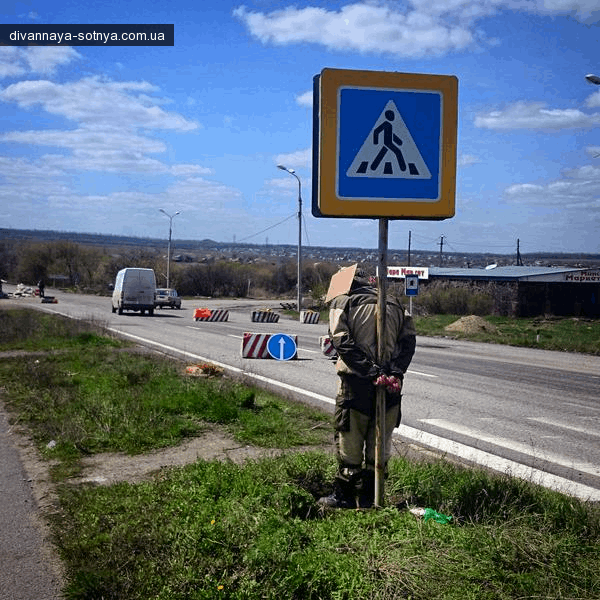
[313,68,457,219]
[337,87,441,202]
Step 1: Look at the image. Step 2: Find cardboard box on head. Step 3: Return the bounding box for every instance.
[325,264,358,303]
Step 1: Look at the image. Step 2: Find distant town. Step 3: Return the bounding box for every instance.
[2,227,600,270]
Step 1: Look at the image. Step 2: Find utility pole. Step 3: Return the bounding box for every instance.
[439,235,444,267]
[407,230,412,267]
[277,165,303,319]
[159,209,180,289]
[516,239,523,266]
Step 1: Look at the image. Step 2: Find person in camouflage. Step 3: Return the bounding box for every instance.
[318,269,416,509]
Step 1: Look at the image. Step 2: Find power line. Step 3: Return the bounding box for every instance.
[302,213,311,247]
[236,213,296,243]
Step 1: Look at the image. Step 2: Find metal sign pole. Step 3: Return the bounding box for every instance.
[374,218,388,508]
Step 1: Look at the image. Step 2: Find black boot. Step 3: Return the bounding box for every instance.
[317,467,360,509]
[358,469,375,508]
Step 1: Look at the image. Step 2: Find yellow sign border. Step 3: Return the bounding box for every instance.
[316,68,458,219]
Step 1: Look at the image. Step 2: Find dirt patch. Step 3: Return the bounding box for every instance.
[70,428,334,486]
[444,315,498,335]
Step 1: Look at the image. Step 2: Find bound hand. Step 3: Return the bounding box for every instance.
[374,374,402,394]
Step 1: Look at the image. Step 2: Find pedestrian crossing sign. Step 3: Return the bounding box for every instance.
[312,68,458,219]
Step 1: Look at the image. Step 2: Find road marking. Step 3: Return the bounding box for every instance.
[397,424,600,502]
[528,417,600,438]
[420,418,600,479]
[407,369,437,378]
[103,328,600,502]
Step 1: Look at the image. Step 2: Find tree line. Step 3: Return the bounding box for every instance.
[0,240,338,306]
[1,239,514,315]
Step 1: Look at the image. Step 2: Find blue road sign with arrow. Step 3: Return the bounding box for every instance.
[267,333,297,361]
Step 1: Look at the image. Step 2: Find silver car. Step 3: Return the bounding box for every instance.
[154,288,182,309]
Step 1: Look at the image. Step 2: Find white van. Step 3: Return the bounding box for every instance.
[111,268,156,315]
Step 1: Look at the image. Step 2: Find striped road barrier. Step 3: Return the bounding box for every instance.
[241,332,298,359]
[193,308,229,322]
[251,310,280,323]
[319,335,338,359]
[242,332,271,358]
[300,310,320,324]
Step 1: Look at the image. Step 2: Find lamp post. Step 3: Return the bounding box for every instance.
[159,208,180,288]
[277,164,302,319]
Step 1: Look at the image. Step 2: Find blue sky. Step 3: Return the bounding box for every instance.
[1,0,600,255]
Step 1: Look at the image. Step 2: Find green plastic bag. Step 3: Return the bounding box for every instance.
[423,508,452,524]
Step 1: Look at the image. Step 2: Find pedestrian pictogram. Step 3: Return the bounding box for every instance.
[312,68,457,219]
[347,101,431,180]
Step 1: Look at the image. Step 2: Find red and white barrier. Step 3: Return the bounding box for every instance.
[193,308,229,322]
[319,335,338,359]
[301,310,320,324]
[251,310,280,323]
[241,332,271,358]
[241,332,299,359]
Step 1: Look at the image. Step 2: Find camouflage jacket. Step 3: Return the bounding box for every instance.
[329,285,416,380]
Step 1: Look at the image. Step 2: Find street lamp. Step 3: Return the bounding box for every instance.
[277,164,302,319]
[159,208,180,288]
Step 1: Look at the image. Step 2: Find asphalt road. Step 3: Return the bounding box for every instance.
[6,285,597,501]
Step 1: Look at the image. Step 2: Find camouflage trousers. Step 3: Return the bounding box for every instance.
[334,404,401,472]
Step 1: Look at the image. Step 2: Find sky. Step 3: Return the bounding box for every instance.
[1,0,600,256]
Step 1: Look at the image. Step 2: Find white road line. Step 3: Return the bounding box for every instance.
[407,370,438,378]
[397,424,600,502]
[528,417,600,438]
[106,328,600,502]
[107,328,332,403]
[420,418,600,479]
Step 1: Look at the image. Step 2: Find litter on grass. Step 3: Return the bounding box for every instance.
[409,507,453,524]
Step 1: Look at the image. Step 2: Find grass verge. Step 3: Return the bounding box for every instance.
[1,307,599,599]
[414,314,600,354]
[0,308,330,480]
[54,454,600,599]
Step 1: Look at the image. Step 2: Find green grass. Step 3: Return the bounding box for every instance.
[2,308,600,599]
[0,308,330,479]
[0,307,124,351]
[414,314,600,354]
[53,453,600,599]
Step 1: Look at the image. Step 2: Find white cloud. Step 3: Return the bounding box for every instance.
[274,148,311,170]
[0,46,80,78]
[296,91,313,107]
[0,47,26,78]
[0,127,190,175]
[2,128,166,155]
[475,101,600,130]
[24,46,81,73]
[0,77,206,177]
[517,0,600,22]
[0,77,199,131]
[584,89,600,108]
[170,164,214,176]
[505,164,600,210]
[233,3,479,58]
[233,1,600,60]
[459,154,481,166]
[585,145,600,157]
